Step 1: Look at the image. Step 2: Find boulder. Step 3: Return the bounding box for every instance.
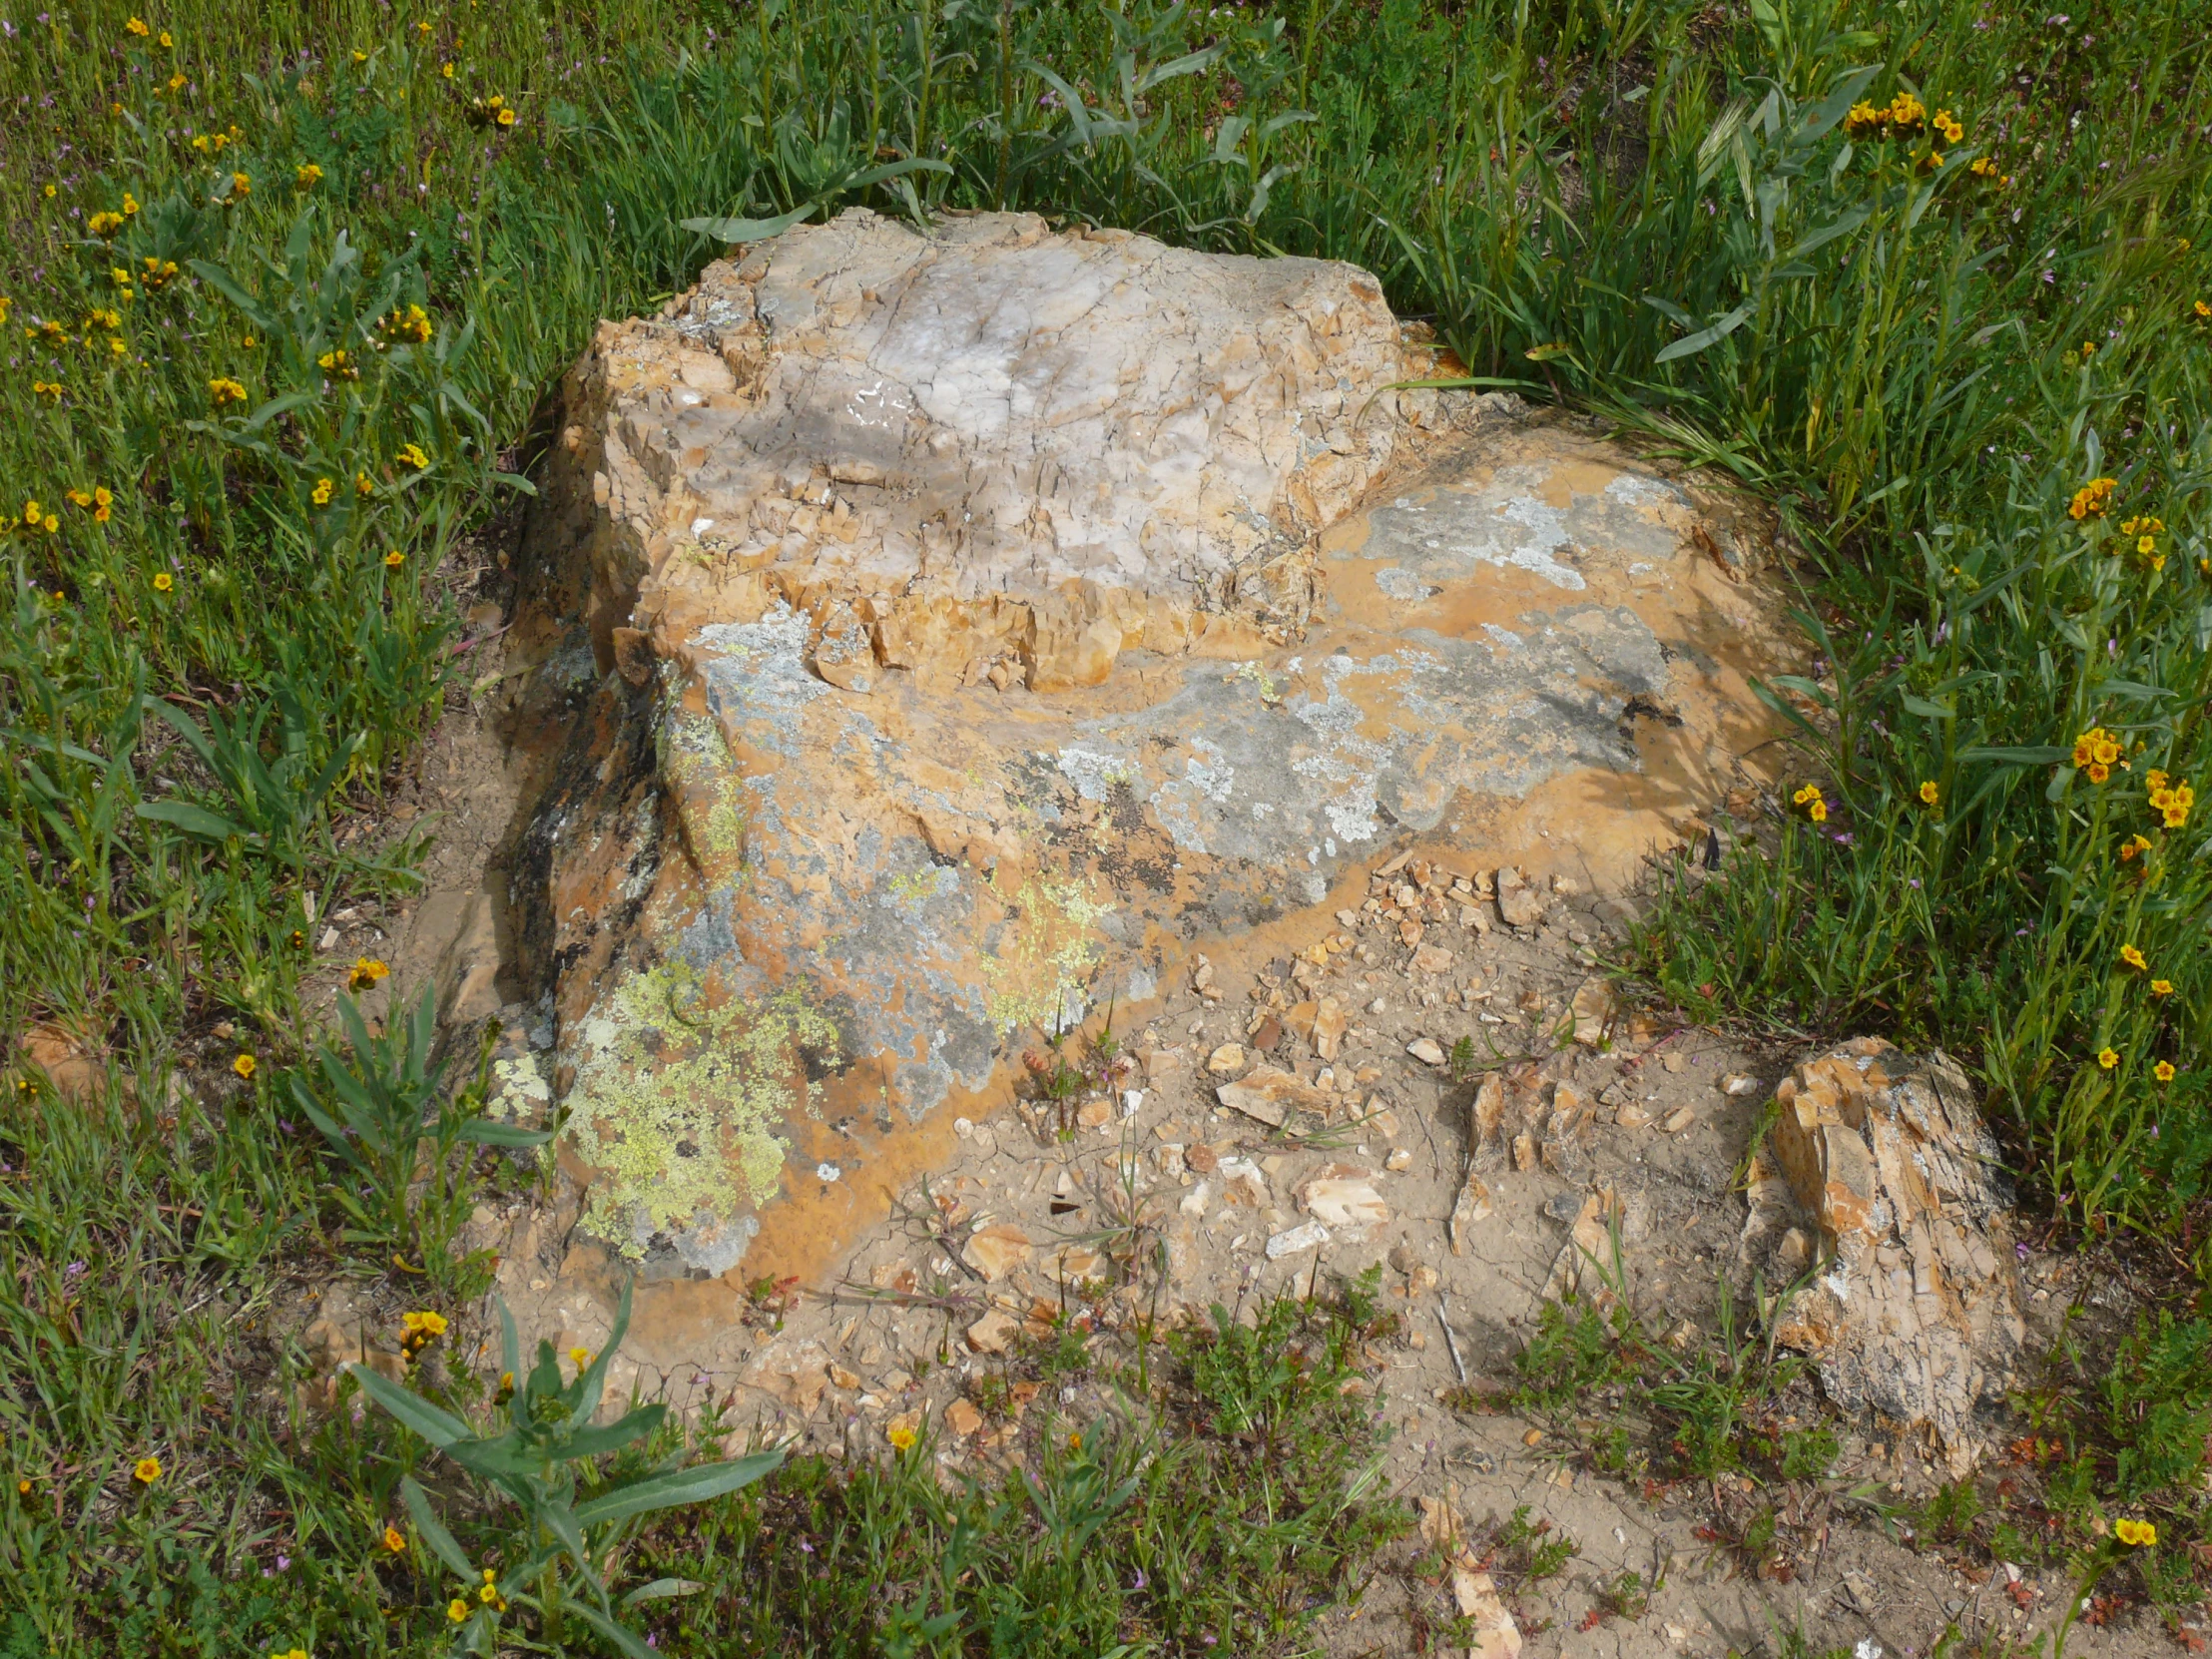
[1763,1038,2025,1469]
[508,208,1794,1282]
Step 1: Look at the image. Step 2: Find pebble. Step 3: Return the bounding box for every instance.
[1406,1037,1446,1066]
[1265,1220,1330,1260]
[1206,1042,1246,1075]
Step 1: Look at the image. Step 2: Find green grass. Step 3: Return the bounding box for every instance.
[5,0,2212,1649]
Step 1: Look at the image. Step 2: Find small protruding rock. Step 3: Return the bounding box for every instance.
[1448,1176,1494,1254]
[1296,1169,1390,1229]
[1406,1037,1446,1067]
[1569,978,1614,1047]
[961,1225,1032,1283]
[1494,866,1548,928]
[944,1398,983,1437]
[965,1309,1020,1355]
[1216,1064,1325,1128]
[1265,1220,1331,1260]
[1206,1042,1247,1075]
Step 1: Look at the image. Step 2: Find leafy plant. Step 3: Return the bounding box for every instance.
[289,984,548,1282]
[349,1280,783,1656]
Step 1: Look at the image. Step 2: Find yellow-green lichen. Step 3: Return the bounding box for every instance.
[567,960,838,1253]
[980,873,1112,1033]
[662,710,749,862]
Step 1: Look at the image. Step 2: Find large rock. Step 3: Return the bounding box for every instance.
[1759,1039,2024,1469]
[507,208,1794,1280]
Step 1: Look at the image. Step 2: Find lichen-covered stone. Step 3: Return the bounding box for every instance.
[510,209,1797,1284]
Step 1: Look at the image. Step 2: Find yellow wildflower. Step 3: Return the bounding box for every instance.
[2151,979,2174,997]
[384,549,405,568]
[88,211,125,237]
[233,1053,257,1080]
[153,571,174,593]
[887,1424,917,1451]
[158,30,171,48]
[209,376,248,406]
[2154,1062,2176,1084]
[133,1456,163,1484]
[295,163,323,189]
[309,477,334,507]
[126,15,150,34]
[446,1599,468,1623]
[381,1525,405,1554]
[1918,781,1938,808]
[2097,1048,2119,1071]
[2115,1517,2157,1547]
[346,956,389,992]
[2068,477,2116,520]
[396,441,430,469]
[2120,944,2147,972]
[569,1347,592,1369]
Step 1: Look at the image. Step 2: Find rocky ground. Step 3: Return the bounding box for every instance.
[253,669,2163,1659]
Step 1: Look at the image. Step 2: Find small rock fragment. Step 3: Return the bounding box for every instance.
[1206,1042,1247,1075]
[1265,1220,1330,1260]
[1296,1170,1390,1229]
[1384,1147,1412,1172]
[1721,1071,1762,1096]
[1452,1564,1524,1659]
[1411,943,1454,975]
[1215,1064,1325,1128]
[961,1225,1032,1283]
[1570,978,1614,1047]
[1494,866,1548,928]
[1448,1176,1494,1253]
[1661,1106,1697,1134]
[1613,1101,1653,1129]
[1406,1037,1446,1066]
[944,1398,983,1437]
[965,1309,1020,1355]
[1510,1133,1537,1172]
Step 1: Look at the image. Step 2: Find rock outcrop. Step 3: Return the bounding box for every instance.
[506,208,1795,1281]
[1756,1039,2025,1468]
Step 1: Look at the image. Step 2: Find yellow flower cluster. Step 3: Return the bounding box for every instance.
[1845,91,1929,139]
[346,955,389,992]
[398,1310,448,1357]
[376,302,433,345]
[1931,108,1964,143]
[316,347,358,381]
[88,211,126,237]
[309,477,335,507]
[209,376,248,405]
[2117,514,2165,572]
[466,92,519,129]
[2115,1517,2158,1547]
[1967,156,2010,186]
[14,499,59,534]
[2146,770,2193,829]
[29,380,63,405]
[1792,784,1828,824]
[295,163,323,189]
[2068,476,2117,520]
[2071,727,2120,784]
[396,441,430,469]
[66,485,116,523]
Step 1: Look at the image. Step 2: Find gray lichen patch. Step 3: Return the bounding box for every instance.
[565,960,839,1258]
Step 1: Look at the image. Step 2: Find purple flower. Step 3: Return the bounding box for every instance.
[1908,878,1922,889]
[1132,1568,1148,1590]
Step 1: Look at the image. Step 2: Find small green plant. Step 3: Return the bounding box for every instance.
[289,984,548,1283]
[349,1279,782,1656]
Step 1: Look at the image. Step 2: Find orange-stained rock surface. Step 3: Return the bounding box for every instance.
[500,209,1800,1285]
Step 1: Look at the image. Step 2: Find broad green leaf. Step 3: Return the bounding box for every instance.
[553,1405,664,1462]
[458,1118,554,1148]
[1958,745,2072,766]
[621,1577,706,1608]
[679,205,815,244]
[345,1363,472,1447]
[1654,302,1753,363]
[571,1450,785,1529]
[566,1599,654,1659]
[134,800,251,843]
[400,1475,476,1579]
